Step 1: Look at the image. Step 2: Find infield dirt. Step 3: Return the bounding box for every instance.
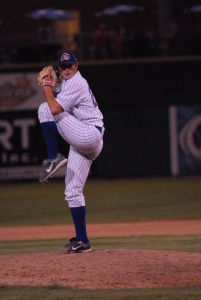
[0,220,201,288]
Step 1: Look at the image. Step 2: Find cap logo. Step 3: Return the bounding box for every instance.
[60,52,70,61]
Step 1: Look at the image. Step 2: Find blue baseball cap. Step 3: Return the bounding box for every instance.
[58,50,77,66]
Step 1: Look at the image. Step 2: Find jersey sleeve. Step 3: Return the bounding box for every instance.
[56,88,80,111]
[55,72,83,111]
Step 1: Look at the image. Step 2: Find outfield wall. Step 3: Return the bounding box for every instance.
[0,58,201,180]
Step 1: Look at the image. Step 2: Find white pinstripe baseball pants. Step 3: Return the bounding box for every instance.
[38,102,104,208]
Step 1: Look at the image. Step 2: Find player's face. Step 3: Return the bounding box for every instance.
[59,63,78,80]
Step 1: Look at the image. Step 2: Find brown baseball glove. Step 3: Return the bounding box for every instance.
[37,65,57,87]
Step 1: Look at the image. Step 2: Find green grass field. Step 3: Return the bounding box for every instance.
[0,235,201,255]
[1,285,201,300]
[0,177,201,226]
[0,177,201,299]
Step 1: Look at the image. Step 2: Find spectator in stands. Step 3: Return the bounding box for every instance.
[109,26,125,59]
[89,23,110,59]
[122,30,136,58]
[166,20,179,55]
[158,20,179,56]
[138,28,158,57]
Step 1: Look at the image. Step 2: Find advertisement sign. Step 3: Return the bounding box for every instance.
[169,105,201,176]
[0,72,66,181]
[0,72,44,111]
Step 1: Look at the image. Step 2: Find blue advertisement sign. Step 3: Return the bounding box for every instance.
[169,106,201,175]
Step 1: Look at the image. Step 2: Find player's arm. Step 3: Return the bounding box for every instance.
[43,86,64,115]
[38,65,64,115]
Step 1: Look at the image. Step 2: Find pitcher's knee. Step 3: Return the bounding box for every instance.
[38,102,54,123]
[65,191,85,208]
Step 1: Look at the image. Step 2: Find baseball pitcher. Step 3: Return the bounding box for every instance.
[37,50,104,254]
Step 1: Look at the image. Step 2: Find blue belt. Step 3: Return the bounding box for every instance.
[95,126,102,133]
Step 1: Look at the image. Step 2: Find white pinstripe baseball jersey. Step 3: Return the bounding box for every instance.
[55,71,104,127]
[38,68,104,208]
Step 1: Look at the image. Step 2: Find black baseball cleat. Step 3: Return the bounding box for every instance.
[39,153,67,184]
[59,237,92,254]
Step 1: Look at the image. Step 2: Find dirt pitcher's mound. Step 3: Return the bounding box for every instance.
[1,249,201,288]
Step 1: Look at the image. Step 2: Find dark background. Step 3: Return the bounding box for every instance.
[0,1,201,179]
[1,0,201,37]
[1,1,201,61]
[1,58,199,178]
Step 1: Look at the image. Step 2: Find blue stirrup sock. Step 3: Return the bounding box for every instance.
[40,122,59,159]
[70,206,89,243]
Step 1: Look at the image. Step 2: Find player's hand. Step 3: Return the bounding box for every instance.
[37,66,57,87]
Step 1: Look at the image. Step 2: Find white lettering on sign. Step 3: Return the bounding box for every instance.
[14,119,36,149]
[0,118,36,150]
[0,120,13,150]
